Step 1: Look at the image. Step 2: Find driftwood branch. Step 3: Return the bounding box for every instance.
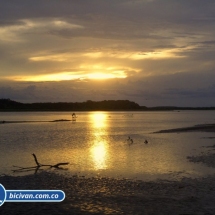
[32,153,41,167]
[12,153,69,173]
[32,154,69,168]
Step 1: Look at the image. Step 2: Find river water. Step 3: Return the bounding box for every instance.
[1,111,215,181]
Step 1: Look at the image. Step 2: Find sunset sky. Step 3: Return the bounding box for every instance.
[0,0,215,106]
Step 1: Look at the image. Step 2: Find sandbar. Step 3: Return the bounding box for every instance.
[154,123,215,133]
[0,119,71,124]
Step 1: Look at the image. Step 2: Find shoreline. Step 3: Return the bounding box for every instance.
[0,119,72,124]
[2,139,215,215]
[1,170,215,214]
[1,121,215,213]
[154,123,215,133]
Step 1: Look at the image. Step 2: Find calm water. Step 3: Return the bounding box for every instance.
[1,111,215,181]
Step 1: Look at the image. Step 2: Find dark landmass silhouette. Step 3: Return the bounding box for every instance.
[0,99,143,111]
[0,98,215,111]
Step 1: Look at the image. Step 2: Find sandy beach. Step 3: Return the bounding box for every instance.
[1,157,215,215]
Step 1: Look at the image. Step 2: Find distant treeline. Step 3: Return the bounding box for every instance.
[0,99,215,111]
[0,99,143,111]
[146,106,215,111]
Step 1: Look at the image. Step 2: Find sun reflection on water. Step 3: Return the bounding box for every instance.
[90,112,109,170]
[90,142,108,170]
[91,112,107,128]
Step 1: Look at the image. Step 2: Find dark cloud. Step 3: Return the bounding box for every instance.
[1,70,215,106]
[0,0,215,106]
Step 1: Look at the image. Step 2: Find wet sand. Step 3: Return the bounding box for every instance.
[154,123,215,133]
[1,168,215,215]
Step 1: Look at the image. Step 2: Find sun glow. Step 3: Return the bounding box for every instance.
[10,72,81,82]
[86,72,125,80]
[9,70,126,82]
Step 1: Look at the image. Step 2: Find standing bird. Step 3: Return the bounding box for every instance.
[127,136,133,146]
[72,113,77,121]
[144,140,148,144]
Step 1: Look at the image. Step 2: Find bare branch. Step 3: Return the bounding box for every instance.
[12,153,69,174]
[32,153,41,167]
[52,162,69,168]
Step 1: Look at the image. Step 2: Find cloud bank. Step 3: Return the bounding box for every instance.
[0,0,215,106]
